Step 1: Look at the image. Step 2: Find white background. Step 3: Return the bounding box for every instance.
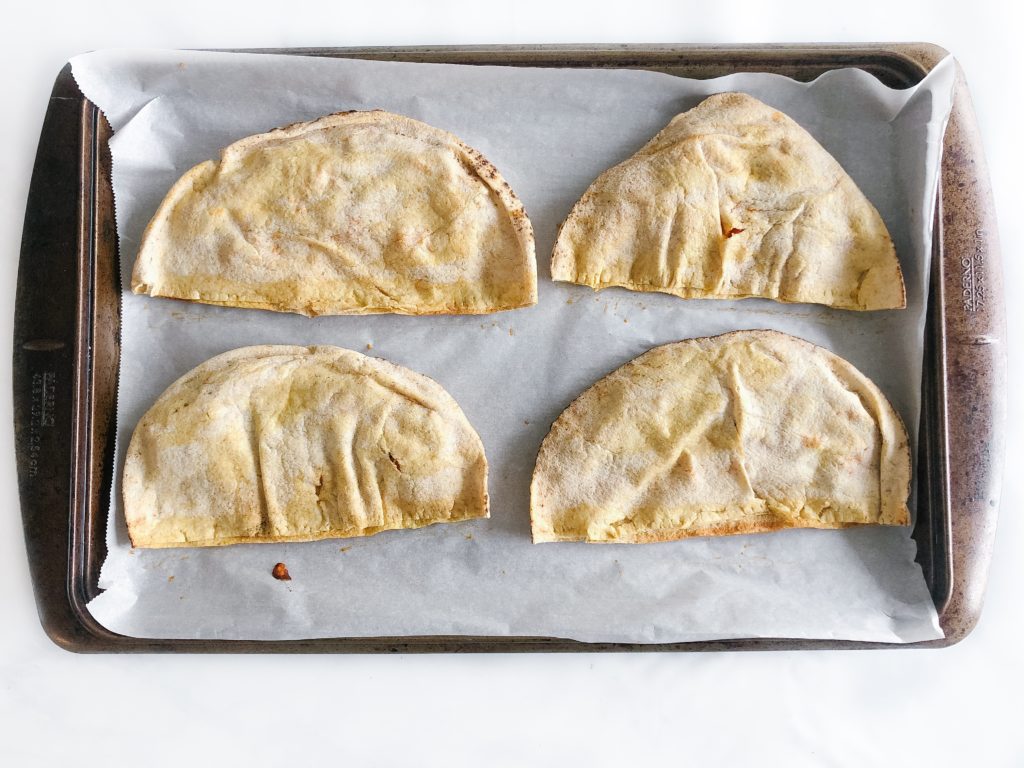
[0,1,1020,764]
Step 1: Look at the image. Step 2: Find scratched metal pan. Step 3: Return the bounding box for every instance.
[12,44,1005,652]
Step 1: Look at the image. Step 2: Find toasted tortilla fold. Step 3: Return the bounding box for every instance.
[124,346,488,548]
[530,330,911,543]
[551,92,905,310]
[132,110,536,316]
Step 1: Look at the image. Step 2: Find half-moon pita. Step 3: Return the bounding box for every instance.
[531,330,910,543]
[132,110,536,316]
[551,93,905,310]
[124,345,488,548]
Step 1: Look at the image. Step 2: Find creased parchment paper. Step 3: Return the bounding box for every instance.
[71,49,954,642]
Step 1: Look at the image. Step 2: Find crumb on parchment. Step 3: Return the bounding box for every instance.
[272,562,291,581]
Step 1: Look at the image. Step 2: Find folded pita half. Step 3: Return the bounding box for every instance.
[552,92,905,310]
[531,330,910,543]
[124,346,488,548]
[132,110,536,316]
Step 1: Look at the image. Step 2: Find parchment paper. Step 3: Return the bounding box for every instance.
[71,49,954,642]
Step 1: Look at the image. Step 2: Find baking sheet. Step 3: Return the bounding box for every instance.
[70,49,954,643]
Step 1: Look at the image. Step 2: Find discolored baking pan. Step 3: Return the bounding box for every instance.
[13,44,1004,652]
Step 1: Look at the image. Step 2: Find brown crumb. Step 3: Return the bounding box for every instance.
[623,318,629,324]
[725,227,745,238]
[272,562,291,581]
[508,328,515,337]
[464,533,473,540]
[523,419,530,425]
[339,546,351,553]
[167,575,175,583]
[366,342,373,350]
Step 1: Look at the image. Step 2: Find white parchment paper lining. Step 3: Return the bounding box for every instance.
[70,49,954,642]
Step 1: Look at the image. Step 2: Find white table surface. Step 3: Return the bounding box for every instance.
[1,2,1021,765]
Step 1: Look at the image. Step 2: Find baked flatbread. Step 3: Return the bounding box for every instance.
[531,330,910,543]
[132,110,536,316]
[124,346,488,548]
[552,93,905,310]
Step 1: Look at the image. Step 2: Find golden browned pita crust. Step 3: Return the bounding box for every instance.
[552,93,905,310]
[531,330,910,543]
[132,110,536,316]
[124,345,488,548]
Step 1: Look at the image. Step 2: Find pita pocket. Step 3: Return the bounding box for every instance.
[124,345,488,548]
[132,110,536,316]
[531,330,911,543]
[552,93,904,310]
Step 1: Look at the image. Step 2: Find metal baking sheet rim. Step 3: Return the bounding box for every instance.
[13,43,1005,652]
